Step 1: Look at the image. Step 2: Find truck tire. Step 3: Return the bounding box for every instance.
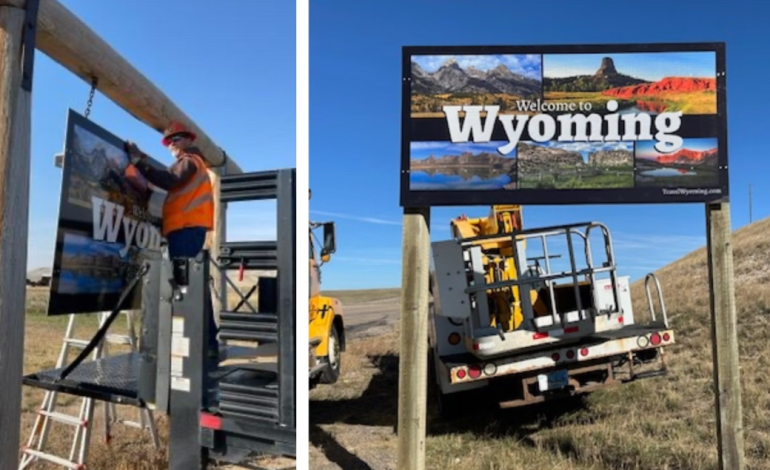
[319,325,341,384]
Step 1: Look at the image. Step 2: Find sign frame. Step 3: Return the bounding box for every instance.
[47,109,169,316]
[400,41,728,207]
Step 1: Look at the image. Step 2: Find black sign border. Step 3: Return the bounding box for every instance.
[400,41,728,207]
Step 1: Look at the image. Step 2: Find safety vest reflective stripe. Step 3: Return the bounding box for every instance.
[165,169,211,204]
[181,192,213,214]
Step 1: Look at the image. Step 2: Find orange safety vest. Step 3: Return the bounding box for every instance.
[162,152,214,236]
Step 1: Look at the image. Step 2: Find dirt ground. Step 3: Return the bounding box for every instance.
[309,217,770,470]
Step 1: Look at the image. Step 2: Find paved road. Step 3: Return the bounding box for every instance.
[341,297,401,339]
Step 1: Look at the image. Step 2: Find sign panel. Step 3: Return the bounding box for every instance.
[400,42,727,207]
[47,109,168,315]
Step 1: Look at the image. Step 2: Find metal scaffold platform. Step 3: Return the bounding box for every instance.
[19,168,296,469]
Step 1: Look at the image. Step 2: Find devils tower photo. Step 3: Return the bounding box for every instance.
[542,51,717,115]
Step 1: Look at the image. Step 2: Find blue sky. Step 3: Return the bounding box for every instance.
[543,51,716,81]
[27,0,296,272]
[310,0,770,291]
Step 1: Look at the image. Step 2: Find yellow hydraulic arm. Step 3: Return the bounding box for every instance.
[449,205,558,333]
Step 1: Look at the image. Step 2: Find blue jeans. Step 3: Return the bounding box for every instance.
[166,227,219,365]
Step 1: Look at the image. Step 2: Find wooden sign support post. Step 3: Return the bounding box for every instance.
[706,201,745,470]
[397,207,431,470]
[0,0,248,465]
[0,5,33,470]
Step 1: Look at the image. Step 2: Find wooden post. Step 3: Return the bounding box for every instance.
[206,165,227,322]
[397,207,430,470]
[0,5,32,469]
[706,201,745,470]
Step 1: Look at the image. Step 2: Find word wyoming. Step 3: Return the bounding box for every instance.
[443,100,684,155]
[92,195,162,257]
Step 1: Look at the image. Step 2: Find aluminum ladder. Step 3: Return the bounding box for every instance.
[19,310,160,470]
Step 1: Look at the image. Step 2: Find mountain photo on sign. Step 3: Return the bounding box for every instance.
[410,54,542,118]
[634,137,719,188]
[517,141,634,190]
[67,124,161,218]
[542,51,717,115]
[410,141,518,190]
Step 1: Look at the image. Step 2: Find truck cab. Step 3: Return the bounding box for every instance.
[308,200,346,388]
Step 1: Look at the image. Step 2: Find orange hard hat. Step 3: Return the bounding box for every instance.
[161,121,197,146]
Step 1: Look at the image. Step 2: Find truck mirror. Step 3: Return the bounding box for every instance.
[321,222,336,258]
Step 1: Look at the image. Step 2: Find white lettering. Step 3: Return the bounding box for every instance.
[621,113,653,141]
[91,195,163,256]
[556,114,603,142]
[654,111,683,153]
[443,105,498,143]
[136,222,149,249]
[605,101,621,142]
[92,196,123,243]
[119,217,137,257]
[443,100,684,153]
[149,226,162,250]
[528,114,555,142]
[497,115,528,155]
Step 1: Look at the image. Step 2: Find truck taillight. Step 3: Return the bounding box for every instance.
[566,350,575,359]
[469,364,482,379]
[448,333,461,345]
[650,333,661,346]
[663,333,671,342]
[483,363,497,376]
[200,412,222,430]
[457,369,466,379]
[637,335,649,348]
[580,347,589,357]
[551,352,560,362]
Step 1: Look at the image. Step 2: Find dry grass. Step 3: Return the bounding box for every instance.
[18,275,293,470]
[322,288,401,306]
[310,215,770,470]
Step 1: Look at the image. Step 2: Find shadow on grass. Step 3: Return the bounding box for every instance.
[310,353,591,448]
[309,424,374,470]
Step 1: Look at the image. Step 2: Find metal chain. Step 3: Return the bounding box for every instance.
[84,76,98,118]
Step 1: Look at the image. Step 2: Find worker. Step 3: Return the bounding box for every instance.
[124,121,219,371]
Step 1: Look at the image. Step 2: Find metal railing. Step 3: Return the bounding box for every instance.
[645,273,669,328]
[458,221,622,335]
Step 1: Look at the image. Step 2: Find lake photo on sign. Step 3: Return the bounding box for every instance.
[409,141,518,190]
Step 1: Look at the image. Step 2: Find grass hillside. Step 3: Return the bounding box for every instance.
[310,216,770,470]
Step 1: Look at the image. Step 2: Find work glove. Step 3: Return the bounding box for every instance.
[125,141,145,166]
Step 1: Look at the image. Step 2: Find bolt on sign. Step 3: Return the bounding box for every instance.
[47,109,168,315]
[400,42,728,207]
